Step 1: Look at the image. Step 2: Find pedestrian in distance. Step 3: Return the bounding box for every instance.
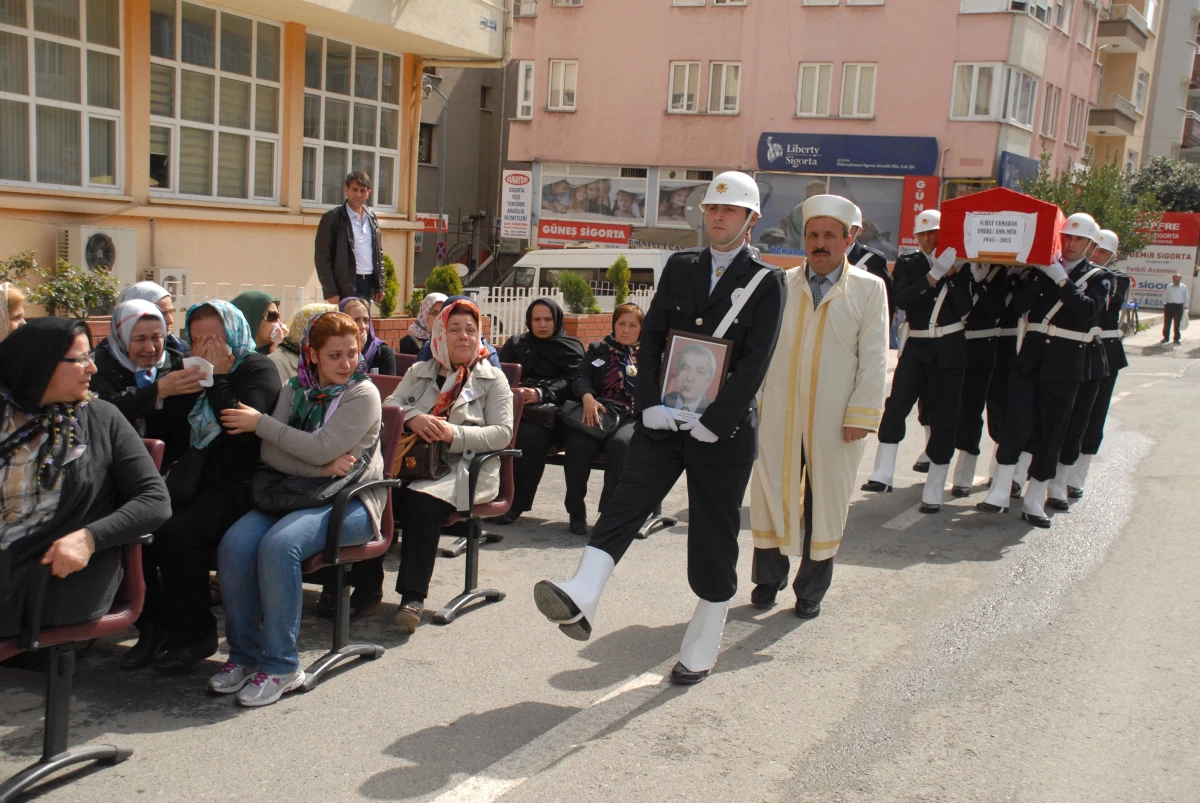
[315,170,384,307]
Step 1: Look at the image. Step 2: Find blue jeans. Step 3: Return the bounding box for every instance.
[218,502,374,674]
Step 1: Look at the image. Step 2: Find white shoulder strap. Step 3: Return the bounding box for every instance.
[713,268,773,339]
[855,252,873,270]
[928,282,949,328]
[1042,266,1105,325]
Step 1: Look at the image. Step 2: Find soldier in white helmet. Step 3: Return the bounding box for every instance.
[976,212,1111,527]
[533,171,786,685]
[847,203,895,322]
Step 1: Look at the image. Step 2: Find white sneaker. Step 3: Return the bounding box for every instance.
[235,670,305,707]
[208,661,257,694]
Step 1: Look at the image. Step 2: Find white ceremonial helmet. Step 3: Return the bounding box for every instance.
[1062,212,1101,242]
[851,203,864,230]
[1095,229,1119,254]
[913,209,941,235]
[699,171,761,216]
[800,194,858,231]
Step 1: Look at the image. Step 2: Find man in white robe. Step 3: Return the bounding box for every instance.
[749,194,890,618]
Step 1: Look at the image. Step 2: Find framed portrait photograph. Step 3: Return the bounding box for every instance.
[660,330,732,423]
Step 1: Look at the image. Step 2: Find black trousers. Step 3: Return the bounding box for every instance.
[955,338,998,455]
[154,481,255,646]
[750,451,833,605]
[995,367,1079,482]
[134,545,166,630]
[1081,370,1120,455]
[587,431,753,602]
[1058,377,1102,466]
[877,355,964,465]
[511,419,559,515]
[562,419,635,520]
[354,273,374,300]
[1163,303,1184,341]
[986,336,1017,445]
[394,487,456,602]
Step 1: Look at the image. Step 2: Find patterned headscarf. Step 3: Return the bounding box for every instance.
[429,299,489,416]
[287,311,368,432]
[281,303,337,356]
[408,292,448,343]
[108,300,168,382]
[184,300,256,449]
[339,296,384,365]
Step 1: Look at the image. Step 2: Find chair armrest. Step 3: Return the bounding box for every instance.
[323,478,404,566]
[459,449,523,517]
[138,534,154,545]
[18,564,53,651]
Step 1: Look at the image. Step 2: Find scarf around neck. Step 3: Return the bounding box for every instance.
[286,311,368,432]
[519,298,585,373]
[109,299,168,380]
[429,299,489,416]
[184,300,256,449]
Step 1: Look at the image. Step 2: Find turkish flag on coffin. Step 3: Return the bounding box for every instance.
[937,187,1065,267]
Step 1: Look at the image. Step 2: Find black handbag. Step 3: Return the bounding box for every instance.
[393,433,452,481]
[164,446,209,506]
[521,401,561,429]
[251,441,376,515]
[558,398,631,440]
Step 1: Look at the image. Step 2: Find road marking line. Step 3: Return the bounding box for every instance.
[1140,381,1157,388]
[882,504,926,531]
[429,620,760,803]
[1111,391,1132,405]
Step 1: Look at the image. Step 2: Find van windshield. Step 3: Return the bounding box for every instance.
[538,268,655,291]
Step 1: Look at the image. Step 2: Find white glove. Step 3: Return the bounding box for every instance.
[680,418,719,443]
[641,405,679,432]
[929,247,957,281]
[1037,261,1069,284]
[970,263,989,282]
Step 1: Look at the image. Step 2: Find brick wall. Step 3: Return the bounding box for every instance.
[563,313,611,345]
[87,316,111,347]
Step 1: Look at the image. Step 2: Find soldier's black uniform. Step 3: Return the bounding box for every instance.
[955,264,1008,458]
[586,246,785,602]
[1056,270,1114,470]
[985,268,1029,447]
[1079,270,1131,458]
[848,241,894,320]
[874,251,971,467]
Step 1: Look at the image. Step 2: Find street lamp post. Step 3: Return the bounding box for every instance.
[423,76,450,260]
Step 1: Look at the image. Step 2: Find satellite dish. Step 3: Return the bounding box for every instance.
[452,262,469,278]
[683,186,707,233]
[85,232,116,271]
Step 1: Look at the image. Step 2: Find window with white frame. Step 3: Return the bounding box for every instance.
[551,0,581,6]
[1001,66,1038,128]
[301,35,402,209]
[1125,149,1139,172]
[1077,0,1097,47]
[708,61,740,114]
[950,63,999,120]
[1054,0,1069,30]
[1144,0,1157,30]
[671,0,705,6]
[149,1,280,201]
[516,60,533,119]
[668,61,700,113]
[548,59,577,111]
[1065,94,1085,144]
[1134,69,1149,113]
[1042,83,1060,137]
[840,63,876,117]
[713,0,748,5]
[1029,1,1050,24]
[0,0,123,190]
[796,63,832,116]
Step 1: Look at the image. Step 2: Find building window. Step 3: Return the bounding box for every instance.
[551,0,581,5]
[708,61,740,114]
[672,0,705,6]
[1144,0,1157,30]
[668,61,700,113]
[548,59,577,111]
[1042,83,1060,137]
[840,63,876,118]
[479,85,490,110]
[1065,94,1085,145]
[1054,0,1070,31]
[1134,69,1149,113]
[417,123,433,164]
[796,63,832,117]
[1125,150,1139,172]
[301,35,403,209]
[950,63,999,120]
[516,60,533,119]
[0,0,123,190]
[1000,66,1037,129]
[713,0,748,5]
[1077,0,1097,48]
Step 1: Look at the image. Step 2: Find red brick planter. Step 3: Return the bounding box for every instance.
[562,313,611,344]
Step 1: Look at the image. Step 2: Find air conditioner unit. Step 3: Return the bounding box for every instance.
[57,226,137,289]
[144,267,192,305]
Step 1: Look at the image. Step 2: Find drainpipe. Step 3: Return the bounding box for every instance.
[939,146,950,203]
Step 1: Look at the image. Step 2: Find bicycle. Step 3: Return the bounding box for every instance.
[1119,299,1139,339]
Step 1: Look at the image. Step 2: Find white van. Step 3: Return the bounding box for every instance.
[490,248,673,300]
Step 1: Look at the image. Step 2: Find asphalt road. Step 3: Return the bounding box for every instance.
[2,324,1197,802]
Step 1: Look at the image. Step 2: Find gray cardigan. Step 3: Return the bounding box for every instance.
[255,380,386,532]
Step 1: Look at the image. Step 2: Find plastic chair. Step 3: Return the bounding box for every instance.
[394,353,417,377]
[0,439,164,803]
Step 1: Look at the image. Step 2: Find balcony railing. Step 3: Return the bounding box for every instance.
[1094,93,1139,117]
[1183,111,1200,150]
[1103,4,1152,36]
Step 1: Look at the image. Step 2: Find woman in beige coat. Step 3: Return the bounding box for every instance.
[386,298,512,632]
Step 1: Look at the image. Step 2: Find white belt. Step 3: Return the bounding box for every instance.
[905,321,966,339]
[965,327,1001,339]
[1025,322,1093,343]
[1098,329,1121,339]
[998,327,1019,337]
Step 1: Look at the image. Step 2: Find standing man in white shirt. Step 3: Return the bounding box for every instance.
[315,171,384,306]
[1161,274,1190,344]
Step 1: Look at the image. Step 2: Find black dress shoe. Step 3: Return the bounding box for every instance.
[669,661,709,685]
[350,588,384,619]
[912,461,930,473]
[316,586,336,618]
[975,501,1006,514]
[1010,481,1023,498]
[860,480,893,493]
[568,516,589,536]
[750,579,787,609]
[152,634,219,675]
[119,624,168,670]
[794,599,821,619]
[1067,485,1084,499]
[1021,512,1052,528]
[485,510,521,526]
[1045,497,1070,511]
[918,503,941,514]
[951,485,971,498]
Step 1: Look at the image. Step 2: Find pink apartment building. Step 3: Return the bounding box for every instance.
[507,0,1101,260]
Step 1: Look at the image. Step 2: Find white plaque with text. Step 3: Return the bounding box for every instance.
[962,211,1037,264]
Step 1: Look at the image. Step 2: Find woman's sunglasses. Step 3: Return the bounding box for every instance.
[264,311,280,323]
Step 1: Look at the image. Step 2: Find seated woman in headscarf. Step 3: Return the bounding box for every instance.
[384,298,512,632]
[0,319,171,638]
[341,297,397,375]
[562,303,642,536]
[489,298,584,526]
[231,290,286,355]
[398,292,447,355]
[269,303,337,384]
[415,295,502,368]
[212,311,385,707]
[143,301,281,676]
[118,281,189,355]
[90,300,205,466]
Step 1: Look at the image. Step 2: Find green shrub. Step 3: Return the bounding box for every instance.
[556,270,601,314]
[426,264,463,297]
[379,253,400,318]
[27,258,120,318]
[0,250,37,287]
[606,255,631,305]
[404,288,426,318]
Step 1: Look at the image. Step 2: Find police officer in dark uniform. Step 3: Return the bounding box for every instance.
[978,213,1110,527]
[984,266,1029,493]
[863,209,971,514]
[533,171,785,686]
[847,204,895,321]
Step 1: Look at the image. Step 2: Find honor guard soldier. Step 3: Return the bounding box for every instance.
[984,265,1030,492]
[533,171,786,686]
[977,212,1110,527]
[863,209,971,513]
[848,205,896,322]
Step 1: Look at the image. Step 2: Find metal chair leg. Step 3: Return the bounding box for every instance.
[0,745,130,803]
[432,518,505,624]
[635,504,677,539]
[302,565,383,691]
